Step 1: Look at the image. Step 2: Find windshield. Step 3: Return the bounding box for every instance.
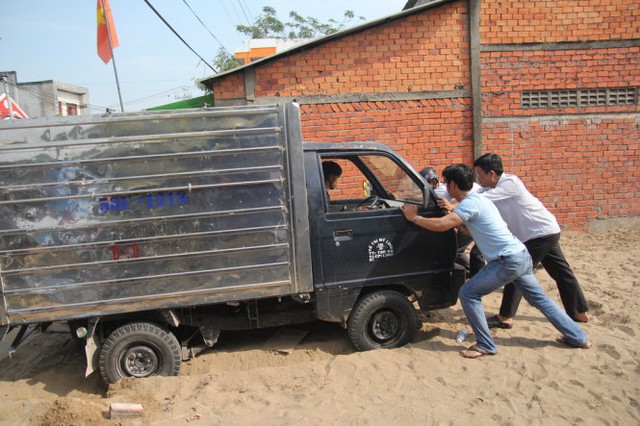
[360,154,423,203]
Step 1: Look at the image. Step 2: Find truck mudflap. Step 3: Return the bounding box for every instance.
[0,324,8,341]
[1,323,42,358]
[413,264,466,309]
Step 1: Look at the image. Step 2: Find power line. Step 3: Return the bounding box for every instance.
[7,80,111,113]
[220,0,245,45]
[239,0,253,22]
[226,0,246,26]
[123,85,194,105]
[142,0,217,73]
[10,79,198,113]
[236,0,252,26]
[180,0,229,52]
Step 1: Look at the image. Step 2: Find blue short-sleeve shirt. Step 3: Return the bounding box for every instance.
[454,192,525,262]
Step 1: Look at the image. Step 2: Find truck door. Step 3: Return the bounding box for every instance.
[309,151,458,308]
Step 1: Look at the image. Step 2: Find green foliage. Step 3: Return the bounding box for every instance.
[212,6,365,74]
[213,47,241,73]
[236,6,285,38]
[237,6,365,39]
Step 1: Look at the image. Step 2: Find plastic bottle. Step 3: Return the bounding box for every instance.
[455,328,469,344]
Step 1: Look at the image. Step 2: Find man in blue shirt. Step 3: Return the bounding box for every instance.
[420,166,484,276]
[401,164,590,358]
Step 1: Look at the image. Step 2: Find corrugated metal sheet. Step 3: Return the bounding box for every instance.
[0,103,312,325]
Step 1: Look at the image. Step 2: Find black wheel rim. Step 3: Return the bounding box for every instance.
[369,310,401,343]
[120,345,160,378]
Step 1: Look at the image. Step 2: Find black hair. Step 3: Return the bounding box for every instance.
[473,153,504,175]
[442,164,474,191]
[419,167,438,183]
[322,160,342,178]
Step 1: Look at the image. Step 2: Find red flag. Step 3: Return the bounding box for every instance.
[0,93,29,119]
[97,0,120,64]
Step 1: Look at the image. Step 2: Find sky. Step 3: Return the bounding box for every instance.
[1,1,407,113]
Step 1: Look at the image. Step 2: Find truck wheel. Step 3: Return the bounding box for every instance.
[347,290,418,351]
[99,322,181,385]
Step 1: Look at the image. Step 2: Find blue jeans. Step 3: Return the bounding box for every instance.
[458,248,589,353]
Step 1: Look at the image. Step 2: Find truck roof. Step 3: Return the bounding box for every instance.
[302,141,398,155]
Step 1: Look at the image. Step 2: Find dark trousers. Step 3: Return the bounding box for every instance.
[499,233,589,319]
[455,232,485,277]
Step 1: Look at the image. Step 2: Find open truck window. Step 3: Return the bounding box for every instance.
[321,153,423,212]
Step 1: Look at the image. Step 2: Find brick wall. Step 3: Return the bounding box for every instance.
[481,0,639,44]
[479,0,639,228]
[207,0,640,230]
[213,72,245,101]
[300,99,473,174]
[252,4,470,97]
[481,48,640,117]
[483,117,640,228]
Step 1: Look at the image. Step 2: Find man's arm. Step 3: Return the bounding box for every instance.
[400,204,464,232]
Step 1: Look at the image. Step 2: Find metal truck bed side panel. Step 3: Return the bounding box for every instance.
[0,103,312,325]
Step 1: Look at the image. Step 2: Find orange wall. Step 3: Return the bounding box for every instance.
[235,46,277,64]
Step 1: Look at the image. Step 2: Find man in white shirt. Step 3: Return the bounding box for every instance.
[402,164,589,358]
[473,153,590,328]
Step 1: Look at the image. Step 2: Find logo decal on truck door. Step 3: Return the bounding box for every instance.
[368,238,394,262]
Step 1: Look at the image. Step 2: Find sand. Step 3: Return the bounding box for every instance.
[1,227,638,425]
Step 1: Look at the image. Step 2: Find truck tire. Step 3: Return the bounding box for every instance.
[347,290,418,351]
[99,322,181,385]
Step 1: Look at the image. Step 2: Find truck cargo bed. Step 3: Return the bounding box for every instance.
[0,103,312,325]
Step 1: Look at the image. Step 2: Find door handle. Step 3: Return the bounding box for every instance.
[333,229,353,246]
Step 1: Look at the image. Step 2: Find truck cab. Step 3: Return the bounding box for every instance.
[303,142,464,350]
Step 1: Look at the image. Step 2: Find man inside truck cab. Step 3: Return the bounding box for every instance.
[322,160,343,200]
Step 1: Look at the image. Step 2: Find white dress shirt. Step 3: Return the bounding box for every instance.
[436,182,481,201]
[479,173,560,243]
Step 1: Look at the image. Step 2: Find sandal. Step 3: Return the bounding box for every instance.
[460,344,495,359]
[487,314,513,329]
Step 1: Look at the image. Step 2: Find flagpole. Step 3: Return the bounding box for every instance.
[100,0,124,112]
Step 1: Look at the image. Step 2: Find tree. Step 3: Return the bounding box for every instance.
[212,6,365,73]
[236,6,363,39]
[213,48,240,73]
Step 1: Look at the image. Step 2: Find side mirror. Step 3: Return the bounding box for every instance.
[362,180,372,197]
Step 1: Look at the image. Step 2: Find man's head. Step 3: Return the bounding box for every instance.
[442,164,474,198]
[322,161,342,190]
[473,153,503,188]
[419,167,440,190]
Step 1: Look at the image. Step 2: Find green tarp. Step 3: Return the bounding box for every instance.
[147,94,214,110]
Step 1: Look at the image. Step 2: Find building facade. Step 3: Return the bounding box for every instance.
[1,71,90,118]
[200,0,639,231]
[234,38,310,65]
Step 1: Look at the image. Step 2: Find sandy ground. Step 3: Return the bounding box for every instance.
[1,227,639,425]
